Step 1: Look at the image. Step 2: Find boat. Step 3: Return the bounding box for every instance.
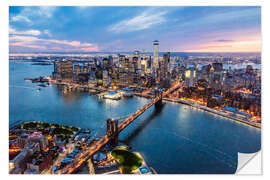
[24,78,32,81]
[123,92,133,97]
[38,84,47,87]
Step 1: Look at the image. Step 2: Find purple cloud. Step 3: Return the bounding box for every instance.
[215,39,235,42]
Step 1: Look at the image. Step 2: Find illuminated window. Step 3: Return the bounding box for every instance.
[185,70,190,78]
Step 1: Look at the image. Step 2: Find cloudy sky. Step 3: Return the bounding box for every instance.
[9,6,261,53]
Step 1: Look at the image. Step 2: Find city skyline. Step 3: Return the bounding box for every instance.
[9,6,261,53]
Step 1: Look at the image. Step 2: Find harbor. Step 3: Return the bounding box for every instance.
[24,75,261,129]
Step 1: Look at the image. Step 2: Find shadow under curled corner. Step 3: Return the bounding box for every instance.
[236,151,262,174]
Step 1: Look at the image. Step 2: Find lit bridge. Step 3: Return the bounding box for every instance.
[57,82,181,174]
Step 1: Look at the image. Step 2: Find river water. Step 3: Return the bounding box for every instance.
[9,60,261,174]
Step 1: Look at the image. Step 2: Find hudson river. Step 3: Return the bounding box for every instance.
[9,60,261,174]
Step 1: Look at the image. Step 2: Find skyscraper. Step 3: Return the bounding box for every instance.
[153,40,159,70]
[52,60,73,82]
[133,50,141,70]
[118,54,126,72]
[185,65,196,87]
[141,51,147,74]
[159,52,171,87]
[159,53,170,79]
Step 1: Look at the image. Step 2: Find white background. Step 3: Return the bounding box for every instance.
[1,0,269,180]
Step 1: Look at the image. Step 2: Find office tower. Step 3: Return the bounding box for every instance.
[95,67,103,86]
[103,58,109,69]
[185,65,196,87]
[210,60,223,90]
[52,60,73,82]
[141,59,147,75]
[134,50,141,70]
[158,52,171,87]
[110,67,119,87]
[88,70,96,87]
[153,40,159,70]
[103,70,110,87]
[200,64,211,82]
[108,55,113,67]
[119,72,129,87]
[118,54,126,72]
[163,52,170,76]
[132,56,139,72]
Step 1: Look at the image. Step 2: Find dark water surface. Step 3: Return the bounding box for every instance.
[9,60,261,174]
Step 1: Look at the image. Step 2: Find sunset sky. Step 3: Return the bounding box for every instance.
[9,6,261,53]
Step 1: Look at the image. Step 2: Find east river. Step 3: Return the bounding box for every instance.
[9,60,261,174]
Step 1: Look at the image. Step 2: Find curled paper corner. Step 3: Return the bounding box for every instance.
[236,150,261,175]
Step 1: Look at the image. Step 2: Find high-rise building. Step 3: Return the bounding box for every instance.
[95,67,103,86]
[103,58,109,69]
[108,55,114,67]
[110,67,119,87]
[141,59,147,75]
[124,57,130,72]
[134,50,141,70]
[153,40,159,71]
[119,72,129,87]
[88,70,96,87]
[132,56,139,72]
[185,66,196,87]
[118,54,126,72]
[103,70,110,87]
[158,52,171,87]
[162,52,170,75]
[52,60,73,82]
[210,61,223,90]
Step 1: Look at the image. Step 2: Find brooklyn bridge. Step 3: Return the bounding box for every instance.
[57,82,181,174]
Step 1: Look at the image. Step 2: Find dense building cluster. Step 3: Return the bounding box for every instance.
[9,122,81,174]
[9,131,50,174]
[52,41,171,89]
[50,40,261,121]
[174,58,261,120]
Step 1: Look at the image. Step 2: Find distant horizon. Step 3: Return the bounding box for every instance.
[9,51,261,55]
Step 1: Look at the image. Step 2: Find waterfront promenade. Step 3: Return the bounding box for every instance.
[163,98,261,129]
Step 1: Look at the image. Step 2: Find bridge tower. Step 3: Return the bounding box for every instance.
[106,119,119,146]
[154,89,163,108]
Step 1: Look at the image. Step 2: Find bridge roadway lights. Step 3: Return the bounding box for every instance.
[106,119,119,146]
